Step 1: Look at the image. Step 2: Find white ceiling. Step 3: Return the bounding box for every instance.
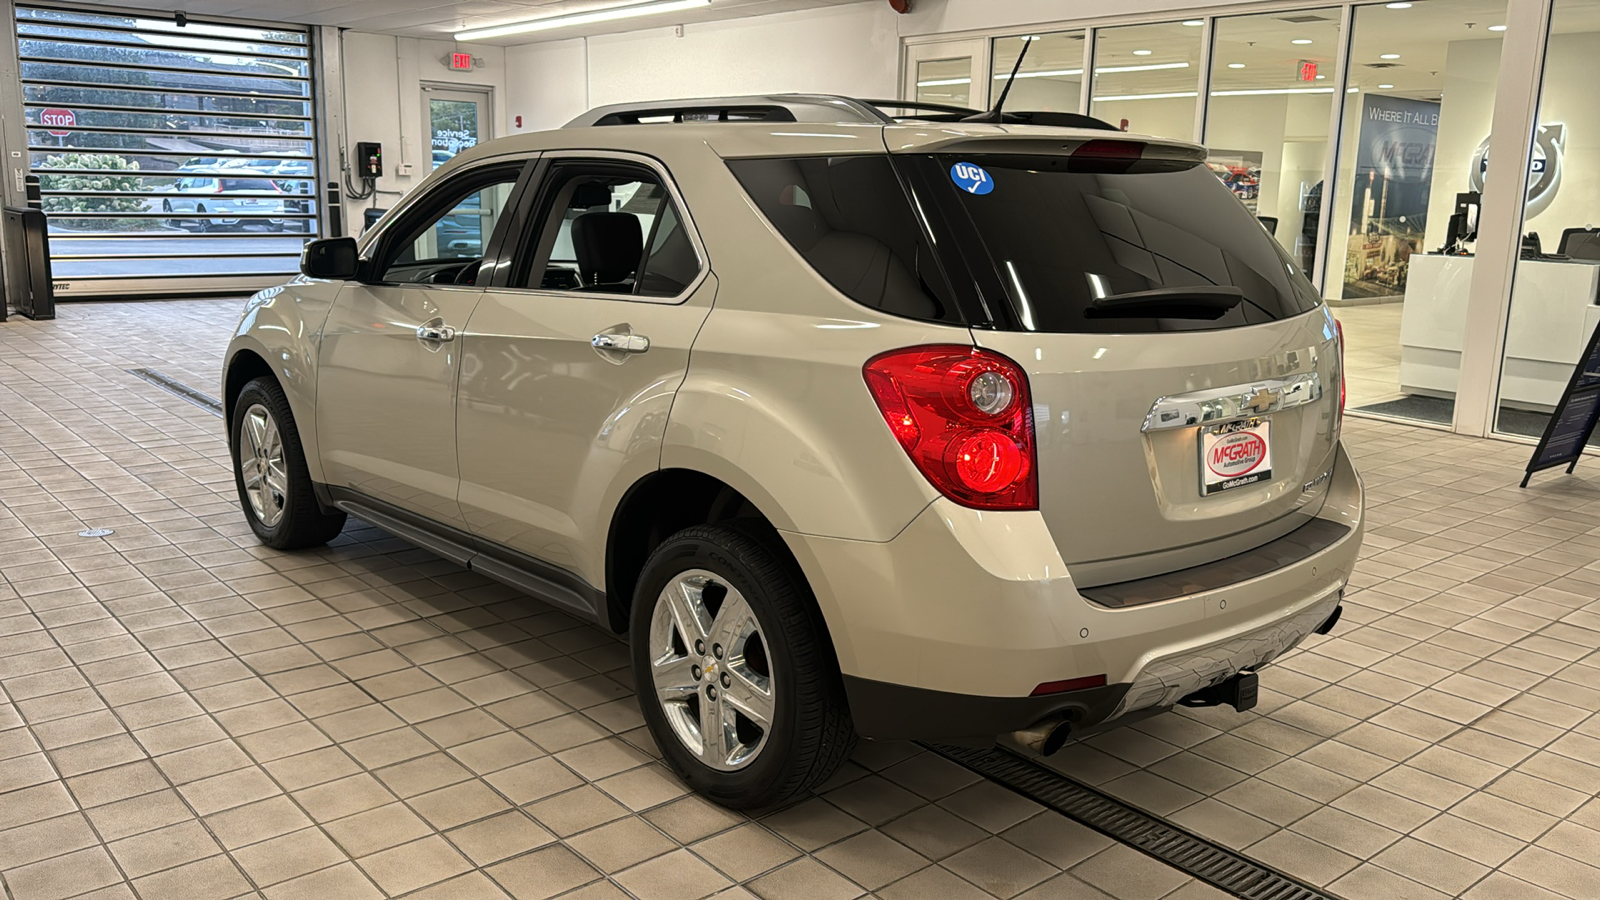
[59,0,871,44]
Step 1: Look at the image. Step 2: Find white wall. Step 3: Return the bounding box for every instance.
[506,4,900,135]
[338,32,507,233]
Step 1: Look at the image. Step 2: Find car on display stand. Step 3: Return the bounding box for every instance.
[222,94,1363,809]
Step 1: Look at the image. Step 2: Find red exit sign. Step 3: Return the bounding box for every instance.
[450,52,475,71]
[1298,60,1318,81]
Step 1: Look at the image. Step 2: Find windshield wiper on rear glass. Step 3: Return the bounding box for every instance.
[1085,286,1245,320]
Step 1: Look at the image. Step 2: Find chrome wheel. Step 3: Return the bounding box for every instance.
[649,569,774,771]
[238,402,287,528]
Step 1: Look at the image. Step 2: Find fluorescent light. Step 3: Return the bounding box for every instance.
[1228,63,1246,68]
[1133,49,1153,56]
[1316,74,1326,79]
[1093,61,1190,74]
[1489,24,1507,30]
[1292,38,1313,44]
[1211,87,1335,96]
[1386,2,1412,7]
[916,77,972,87]
[456,0,710,40]
[1378,83,1394,89]
[992,68,1084,79]
[1182,19,1204,26]
[1380,53,1400,59]
[1094,91,1199,101]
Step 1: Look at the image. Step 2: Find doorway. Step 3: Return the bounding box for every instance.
[425,86,492,171]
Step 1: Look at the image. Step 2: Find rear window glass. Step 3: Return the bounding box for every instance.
[914,153,1322,334]
[727,156,960,324]
[222,178,278,192]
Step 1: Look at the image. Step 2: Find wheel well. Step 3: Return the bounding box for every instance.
[605,469,783,634]
[223,350,276,434]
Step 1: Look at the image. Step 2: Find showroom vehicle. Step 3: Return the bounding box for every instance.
[223,94,1363,809]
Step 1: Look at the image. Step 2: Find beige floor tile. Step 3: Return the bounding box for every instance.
[488,844,602,900]
[446,810,557,866]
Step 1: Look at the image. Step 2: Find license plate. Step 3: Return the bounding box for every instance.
[1200,419,1272,495]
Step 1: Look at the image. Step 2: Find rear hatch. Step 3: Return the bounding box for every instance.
[887,128,1343,586]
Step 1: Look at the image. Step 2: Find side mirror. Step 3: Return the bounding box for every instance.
[301,237,360,280]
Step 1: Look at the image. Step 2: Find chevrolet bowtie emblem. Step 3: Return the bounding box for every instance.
[1243,388,1278,415]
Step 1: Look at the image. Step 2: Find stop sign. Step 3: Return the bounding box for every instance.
[41,108,74,137]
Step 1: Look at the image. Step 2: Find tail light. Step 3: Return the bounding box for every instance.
[863,345,1037,511]
[1333,318,1346,441]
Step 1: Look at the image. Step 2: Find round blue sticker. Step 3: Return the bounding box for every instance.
[950,161,994,195]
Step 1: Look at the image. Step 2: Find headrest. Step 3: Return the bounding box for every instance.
[571,212,642,286]
[571,182,614,210]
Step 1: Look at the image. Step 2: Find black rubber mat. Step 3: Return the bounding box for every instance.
[930,744,1340,900]
[1351,394,1453,424]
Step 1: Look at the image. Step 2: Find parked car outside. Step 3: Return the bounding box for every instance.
[163,167,290,232]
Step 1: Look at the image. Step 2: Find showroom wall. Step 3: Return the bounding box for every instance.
[506,3,900,134]
[338,32,508,232]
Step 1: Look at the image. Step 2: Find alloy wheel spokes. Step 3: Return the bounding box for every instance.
[240,404,287,527]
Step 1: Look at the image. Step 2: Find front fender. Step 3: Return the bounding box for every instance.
[224,280,342,483]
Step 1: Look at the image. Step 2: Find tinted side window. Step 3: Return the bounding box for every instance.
[378,164,522,285]
[514,164,699,299]
[727,156,959,324]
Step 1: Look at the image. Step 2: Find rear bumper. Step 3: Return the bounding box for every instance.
[783,443,1363,742]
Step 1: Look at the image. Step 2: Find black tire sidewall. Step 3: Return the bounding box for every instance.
[630,528,808,806]
[231,377,338,549]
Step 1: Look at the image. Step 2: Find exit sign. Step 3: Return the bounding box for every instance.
[1298,60,1318,81]
[450,52,475,70]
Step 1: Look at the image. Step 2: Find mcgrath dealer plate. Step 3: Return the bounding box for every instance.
[1201,419,1272,495]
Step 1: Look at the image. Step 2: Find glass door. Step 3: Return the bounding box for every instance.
[426,86,491,171]
[903,40,988,113]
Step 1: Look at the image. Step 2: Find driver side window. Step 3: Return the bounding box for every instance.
[378,164,523,285]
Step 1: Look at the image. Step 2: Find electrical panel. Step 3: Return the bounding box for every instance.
[355,142,383,179]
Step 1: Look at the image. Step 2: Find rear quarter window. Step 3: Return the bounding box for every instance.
[727,156,962,324]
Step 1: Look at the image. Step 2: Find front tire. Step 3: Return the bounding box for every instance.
[231,377,346,550]
[631,523,856,810]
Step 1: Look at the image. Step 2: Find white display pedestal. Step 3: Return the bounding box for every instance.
[1399,253,1600,409]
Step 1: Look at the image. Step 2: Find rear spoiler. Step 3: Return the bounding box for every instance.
[886,127,1209,168]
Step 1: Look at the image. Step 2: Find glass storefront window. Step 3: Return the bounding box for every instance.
[915,57,973,108]
[991,32,1086,114]
[1327,0,1509,426]
[1495,0,1600,442]
[1090,20,1203,140]
[1205,9,1340,275]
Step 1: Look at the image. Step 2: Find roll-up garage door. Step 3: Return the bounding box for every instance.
[16,5,318,297]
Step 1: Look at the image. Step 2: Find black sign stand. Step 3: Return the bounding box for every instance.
[1522,320,1600,487]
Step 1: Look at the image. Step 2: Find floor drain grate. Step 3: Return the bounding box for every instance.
[928,744,1340,900]
[127,368,223,418]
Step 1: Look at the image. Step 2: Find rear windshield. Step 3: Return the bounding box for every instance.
[911,153,1322,333]
[222,178,277,192]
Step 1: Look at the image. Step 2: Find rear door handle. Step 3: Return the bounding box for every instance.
[592,333,650,354]
[417,323,457,343]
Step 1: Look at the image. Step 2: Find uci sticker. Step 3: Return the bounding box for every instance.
[950,162,994,195]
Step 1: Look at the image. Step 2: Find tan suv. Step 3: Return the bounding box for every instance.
[223,95,1363,809]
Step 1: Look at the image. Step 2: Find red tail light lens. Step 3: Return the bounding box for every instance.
[863,345,1037,510]
[1333,318,1346,441]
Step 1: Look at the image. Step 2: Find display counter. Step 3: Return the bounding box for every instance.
[1399,253,1600,409]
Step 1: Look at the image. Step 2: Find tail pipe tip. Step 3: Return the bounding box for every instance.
[1013,715,1073,757]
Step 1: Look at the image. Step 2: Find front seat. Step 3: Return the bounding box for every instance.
[572,212,642,292]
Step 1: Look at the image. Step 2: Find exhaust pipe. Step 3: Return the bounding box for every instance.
[1013,715,1073,756]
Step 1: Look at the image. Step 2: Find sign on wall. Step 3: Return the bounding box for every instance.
[1470,122,1566,218]
[1342,93,1440,300]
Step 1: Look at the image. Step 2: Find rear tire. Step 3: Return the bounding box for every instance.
[231,377,346,550]
[631,522,856,810]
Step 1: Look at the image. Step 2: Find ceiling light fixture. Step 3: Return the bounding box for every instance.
[1380,53,1400,59]
[993,68,1084,79]
[1182,19,1204,26]
[1211,87,1336,96]
[1378,83,1394,88]
[1489,24,1506,30]
[1228,63,1246,68]
[1292,38,1313,44]
[456,0,710,40]
[1093,61,1191,74]
[1133,49,1153,55]
[1386,2,1412,7]
[1093,90,1200,102]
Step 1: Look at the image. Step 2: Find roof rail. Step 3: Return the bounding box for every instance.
[566,94,890,128]
[564,93,1123,132]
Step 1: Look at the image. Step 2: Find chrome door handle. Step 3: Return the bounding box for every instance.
[417,323,457,343]
[592,333,650,354]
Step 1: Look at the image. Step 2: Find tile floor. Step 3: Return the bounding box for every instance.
[2,299,1599,900]
[1330,303,1405,410]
